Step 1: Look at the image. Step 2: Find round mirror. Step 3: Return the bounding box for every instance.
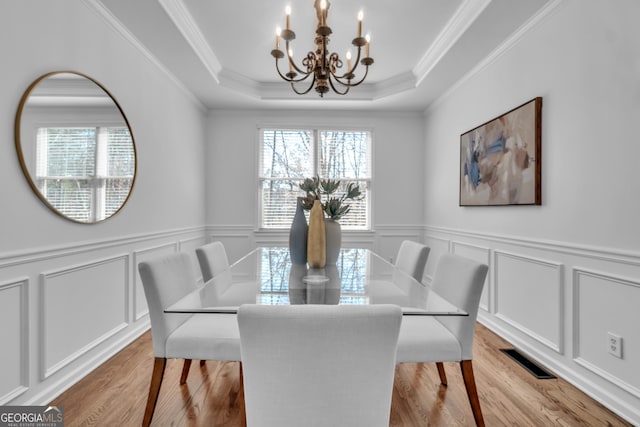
[15,71,136,223]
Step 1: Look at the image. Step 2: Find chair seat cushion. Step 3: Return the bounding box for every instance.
[396,316,461,363]
[165,313,241,361]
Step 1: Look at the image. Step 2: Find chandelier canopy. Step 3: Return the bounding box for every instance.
[271,0,374,97]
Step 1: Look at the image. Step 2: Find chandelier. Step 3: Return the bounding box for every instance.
[271,0,373,97]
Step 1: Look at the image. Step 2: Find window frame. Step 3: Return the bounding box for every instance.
[34,124,135,223]
[258,126,373,231]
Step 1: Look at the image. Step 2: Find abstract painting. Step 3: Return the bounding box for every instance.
[460,97,542,206]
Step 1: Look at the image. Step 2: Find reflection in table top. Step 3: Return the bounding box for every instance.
[165,247,467,316]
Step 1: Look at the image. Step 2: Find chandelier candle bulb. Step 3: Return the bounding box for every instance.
[357,10,363,37]
[285,5,291,30]
[346,50,352,72]
[320,0,327,26]
[276,27,281,49]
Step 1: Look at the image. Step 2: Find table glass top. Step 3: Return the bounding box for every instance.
[165,247,466,316]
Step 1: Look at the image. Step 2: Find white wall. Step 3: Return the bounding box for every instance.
[422,0,640,423]
[206,109,426,262]
[0,1,207,405]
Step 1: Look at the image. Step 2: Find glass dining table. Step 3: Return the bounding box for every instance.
[165,246,467,316]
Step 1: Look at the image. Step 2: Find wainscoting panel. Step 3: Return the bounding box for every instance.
[451,242,491,312]
[425,225,640,425]
[573,268,640,398]
[132,243,177,321]
[0,278,28,404]
[40,255,129,379]
[0,226,206,406]
[494,251,564,353]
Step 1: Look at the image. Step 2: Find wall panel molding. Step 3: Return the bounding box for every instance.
[39,255,129,379]
[426,225,640,265]
[0,226,204,406]
[494,250,564,353]
[425,225,640,424]
[0,226,206,268]
[573,267,640,398]
[0,278,29,404]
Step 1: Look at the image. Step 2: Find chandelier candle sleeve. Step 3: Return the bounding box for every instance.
[285,5,291,30]
[358,11,363,37]
[366,34,370,58]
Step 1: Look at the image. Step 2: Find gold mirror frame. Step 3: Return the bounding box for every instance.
[15,71,137,224]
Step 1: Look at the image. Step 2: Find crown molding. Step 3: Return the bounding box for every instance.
[158,0,222,83]
[258,81,378,101]
[413,0,492,86]
[217,68,261,99]
[84,0,207,112]
[372,71,417,100]
[425,0,563,115]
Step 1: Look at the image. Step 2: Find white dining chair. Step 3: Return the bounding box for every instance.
[237,304,403,427]
[394,240,430,283]
[138,252,242,427]
[366,241,430,307]
[396,253,489,427]
[195,241,230,283]
[187,241,233,373]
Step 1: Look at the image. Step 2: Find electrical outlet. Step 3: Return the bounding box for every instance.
[608,332,623,358]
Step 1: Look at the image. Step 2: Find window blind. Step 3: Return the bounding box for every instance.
[259,128,371,229]
[36,126,134,222]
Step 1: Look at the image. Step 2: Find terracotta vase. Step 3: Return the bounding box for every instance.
[324,218,342,265]
[307,200,326,268]
[288,197,308,265]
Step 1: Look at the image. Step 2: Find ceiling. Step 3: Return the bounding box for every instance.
[95,0,552,112]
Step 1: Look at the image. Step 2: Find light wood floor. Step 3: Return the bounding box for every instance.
[51,323,631,426]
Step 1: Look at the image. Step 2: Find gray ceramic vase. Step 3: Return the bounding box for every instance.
[288,197,308,265]
[325,218,342,265]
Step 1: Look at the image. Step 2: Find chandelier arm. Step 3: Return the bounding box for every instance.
[327,74,351,96]
[275,58,314,83]
[285,40,315,76]
[291,74,317,95]
[342,46,362,78]
[332,65,370,87]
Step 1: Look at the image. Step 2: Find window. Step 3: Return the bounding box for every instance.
[259,128,371,229]
[35,126,135,222]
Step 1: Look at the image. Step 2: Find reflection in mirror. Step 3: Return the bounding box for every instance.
[15,71,136,223]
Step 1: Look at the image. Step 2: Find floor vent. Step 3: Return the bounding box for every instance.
[500,348,556,379]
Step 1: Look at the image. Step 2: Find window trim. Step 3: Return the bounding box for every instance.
[257,126,373,231]
[34,125,135,223]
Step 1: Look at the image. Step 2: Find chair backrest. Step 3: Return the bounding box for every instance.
[237,304,402,427]
[196,241,230,282]
[138,252,198,358]
[430,254,488,360]
[394,240,430,283]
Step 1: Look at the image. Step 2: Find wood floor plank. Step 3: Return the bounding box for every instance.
[50,324,632,426]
